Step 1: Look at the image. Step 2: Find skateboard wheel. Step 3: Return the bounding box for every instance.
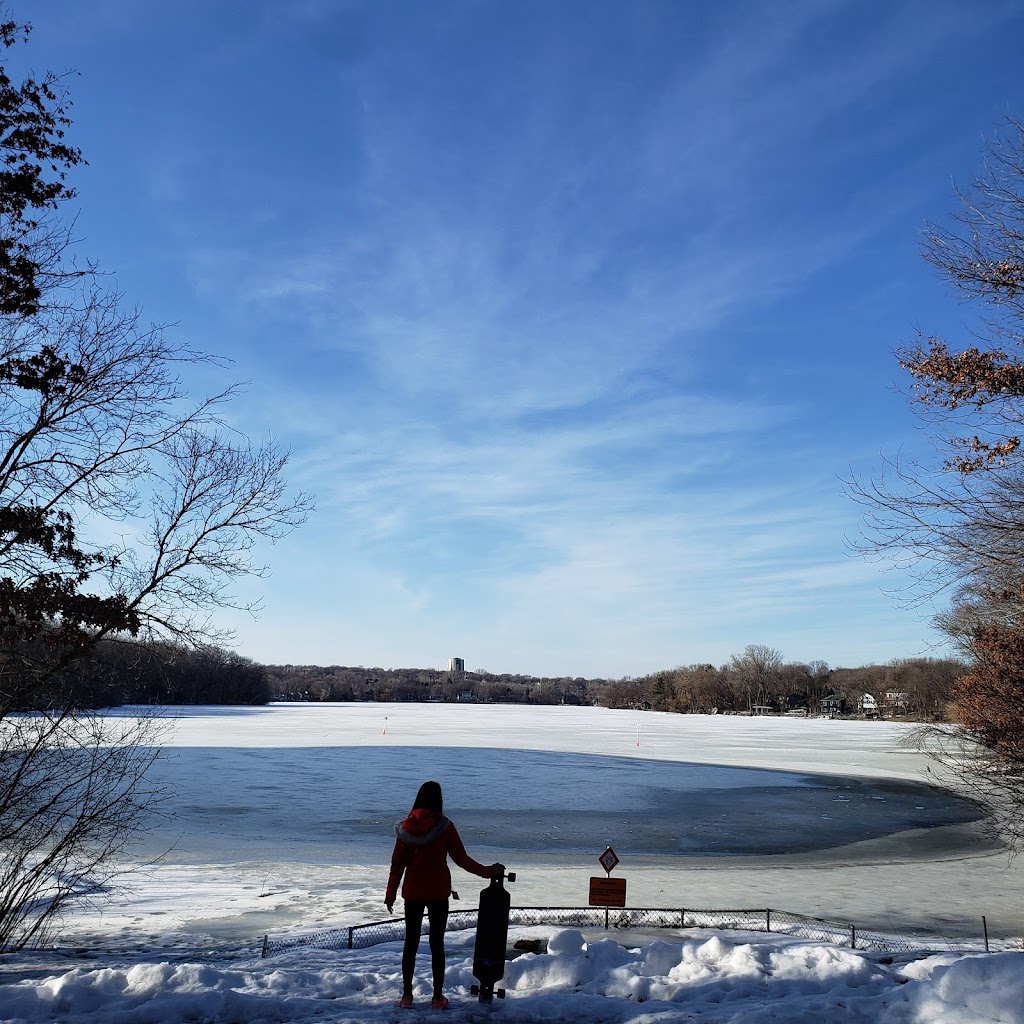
[507,872,516,883]
[497,989,506,999]
[470,985,479,995]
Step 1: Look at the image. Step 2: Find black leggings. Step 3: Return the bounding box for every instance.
[402,899,449,996]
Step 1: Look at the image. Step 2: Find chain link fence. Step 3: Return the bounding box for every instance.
[261,906,925,958]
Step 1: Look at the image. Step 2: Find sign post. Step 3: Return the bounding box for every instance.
[589,847,626,928]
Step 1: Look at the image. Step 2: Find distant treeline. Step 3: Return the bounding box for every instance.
[266,650,965,721]
[7,636,965,720]
[602,655,964,720]
[264,663,599,706]
[6,637,272,710]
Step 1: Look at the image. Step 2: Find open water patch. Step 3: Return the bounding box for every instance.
[141,745,986,863]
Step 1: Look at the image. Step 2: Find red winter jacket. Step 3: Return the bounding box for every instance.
[386,808,491,903]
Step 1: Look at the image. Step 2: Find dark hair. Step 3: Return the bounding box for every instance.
[412,780,443,814]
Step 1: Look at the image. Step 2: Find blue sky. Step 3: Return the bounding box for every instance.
[23,0,1024,677]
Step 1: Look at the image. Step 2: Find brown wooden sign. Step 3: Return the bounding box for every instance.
[589,876,627,908]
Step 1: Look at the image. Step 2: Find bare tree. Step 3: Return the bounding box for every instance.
[910,118,1024,475]
[672,663,732,714]
[0,710,166,950]
[0,21,311,949]
[883,657,962,721]
[729,644,784,710]
[804,660,830,716]
[848,117,1024,850]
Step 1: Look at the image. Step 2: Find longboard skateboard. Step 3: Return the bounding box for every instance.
[470,870,516,1003]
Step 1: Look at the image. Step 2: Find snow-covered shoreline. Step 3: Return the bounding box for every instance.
[2,702,1021,1024]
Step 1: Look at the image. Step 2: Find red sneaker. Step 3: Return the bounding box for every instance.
[431,996,449,1010]
[398,995,414,1009]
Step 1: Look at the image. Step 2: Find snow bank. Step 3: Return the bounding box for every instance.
[1,928,1021,1024]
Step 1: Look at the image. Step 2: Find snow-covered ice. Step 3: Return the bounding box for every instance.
[1,702,1022,1024]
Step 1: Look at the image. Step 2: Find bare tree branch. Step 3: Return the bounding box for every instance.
[0,24,312,951]
[849,117,1024,853]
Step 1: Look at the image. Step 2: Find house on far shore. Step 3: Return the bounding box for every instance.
[858,693,879,718]
[821,692,847,717]
[882,690,910,715]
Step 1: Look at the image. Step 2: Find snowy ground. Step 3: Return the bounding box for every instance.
[1,702,1022,1024]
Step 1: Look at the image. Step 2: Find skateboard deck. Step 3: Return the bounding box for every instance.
[470,871,516,1003]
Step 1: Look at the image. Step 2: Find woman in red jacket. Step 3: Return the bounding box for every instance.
[386,780,503,1009]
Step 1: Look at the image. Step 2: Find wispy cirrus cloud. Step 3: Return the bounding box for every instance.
[30,0,1024,673]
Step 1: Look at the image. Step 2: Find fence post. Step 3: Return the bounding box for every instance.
[766,909,771,933]
[681,909,686,929]
[348,927,354,950]
[983,916,989,953]
[261,934,269,958]
[851,925,857,949]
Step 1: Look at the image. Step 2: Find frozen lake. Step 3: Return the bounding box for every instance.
[72,703,1022,946]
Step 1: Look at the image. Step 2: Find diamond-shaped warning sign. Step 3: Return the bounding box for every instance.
[598,846,619,874]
